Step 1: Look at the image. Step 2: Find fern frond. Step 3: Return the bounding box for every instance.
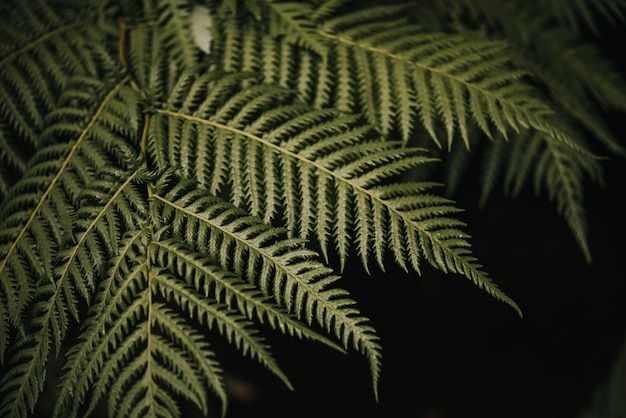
[476,128,604,264]
[54,218,352,417]
[510,134,602,263]
[58,166,146,302]
[0,75,140,318]
[53,228,151,417]
[7,1,613,416]
[53,170,379,416]
[153,267,292,387]
[149,304,222,412]
[148,69,520,315]
[215,2,619,264]
[151,176,383,394]
[0,141,82,330]
[521,28,626,140]
[320,7,598,153]
[362,0,623,256]
[151,238,346,352]
[310,0,355,21]
[54,226,227,418]
[478,136,507,208]
[213,3,601,166]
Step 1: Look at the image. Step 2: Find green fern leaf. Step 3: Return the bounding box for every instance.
[150,176,383,394]
[310,0,354,22]
[147,67,520,315]
[54,192,373,417]
[510,133,602,263]
[412,0,626,156]
[153,267,292,387]
[151,238,346,352]
[10,1,615,417]
[53,226,227,418]
[475,127,605,264]
[216,6,616,152]
[212,1,604,178]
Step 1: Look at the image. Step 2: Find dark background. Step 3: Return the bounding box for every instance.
[220,25,626,418]
[221,156,626,418]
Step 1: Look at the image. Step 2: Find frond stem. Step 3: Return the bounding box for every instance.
[96,226,151,317]
[118,18,128,70]
[152,110,429,246]
[145,233,156,414]
[118,18,140,92]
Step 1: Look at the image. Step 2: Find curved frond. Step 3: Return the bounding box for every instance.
[476,128,605,264]
[0,284,55,418]
[151,238,346,352]
[53,227,227,418]
[148,69,520,315]
[210,3,620,260]
[0,75,140,318]
[54,188,376,417]
[151,176,383,395]
[213,3,598,160]
[152,268,292,390]
[410,0,626,35]
[507,133,602,263]
[8,0,623,416]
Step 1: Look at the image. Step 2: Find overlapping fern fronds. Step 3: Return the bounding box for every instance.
[0,0,113,200]
[0,0,624,417]
[212,0,624,262]
[147,66,519,312]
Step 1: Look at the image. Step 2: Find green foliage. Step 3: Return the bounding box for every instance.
[0,0,624,417]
